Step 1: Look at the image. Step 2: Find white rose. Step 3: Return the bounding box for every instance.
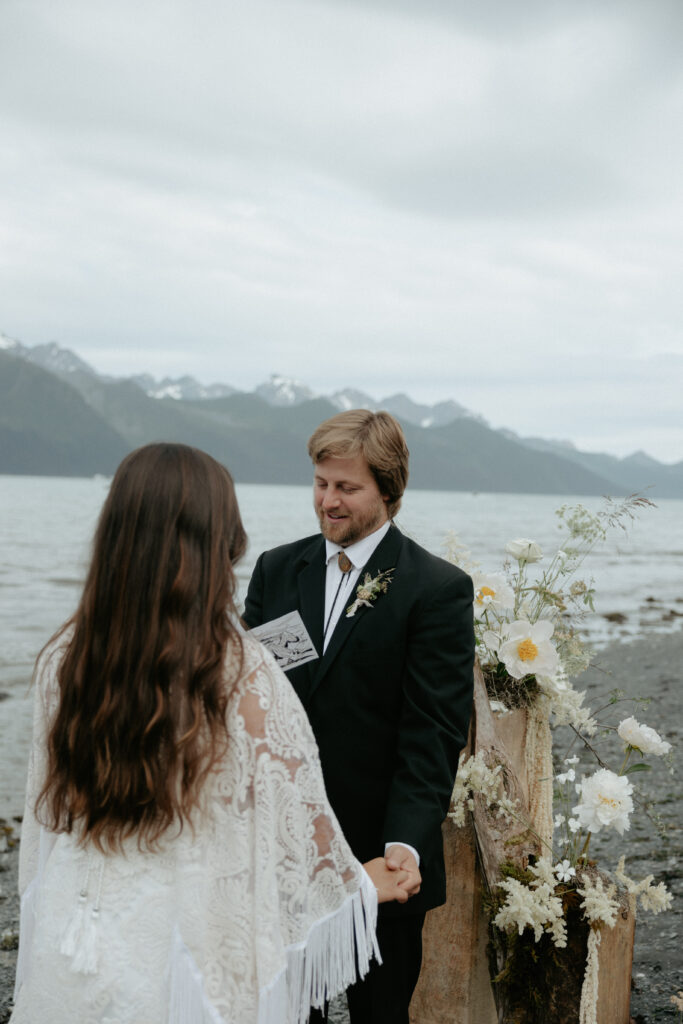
[617,717,671,756]
[572,769,634,835]
[505,538,543,562]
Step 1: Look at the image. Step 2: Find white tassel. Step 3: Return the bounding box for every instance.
[69,906,100,975]
[59,890,87,958]
[63,855,103,975]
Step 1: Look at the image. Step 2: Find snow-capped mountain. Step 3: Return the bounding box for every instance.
[329,388,377,411]
[3,331,680,493]
[131,374,236,401]
[254,374,317,407]
[380,393,479,428]
[328,389,480,427]
[0,336,478,427]
[1,333,99,379]
[0,331,19,351]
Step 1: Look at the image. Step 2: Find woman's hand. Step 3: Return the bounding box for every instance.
[362,857,410,903]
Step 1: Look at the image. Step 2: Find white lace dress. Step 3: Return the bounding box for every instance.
[11,634,378,1024]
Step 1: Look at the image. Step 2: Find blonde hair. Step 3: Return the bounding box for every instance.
[307,409,409,518]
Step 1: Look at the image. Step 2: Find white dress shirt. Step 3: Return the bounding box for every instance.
[322,520,391,653]
[322,520,420,868]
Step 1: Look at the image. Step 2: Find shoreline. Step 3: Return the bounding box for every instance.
[1,627,680,1022]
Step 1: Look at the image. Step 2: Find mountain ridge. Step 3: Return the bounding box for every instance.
[1,333,681,495]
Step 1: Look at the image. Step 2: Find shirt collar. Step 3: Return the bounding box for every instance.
[325,520,391,570]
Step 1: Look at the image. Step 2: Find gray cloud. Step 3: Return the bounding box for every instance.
[0,0,681,461]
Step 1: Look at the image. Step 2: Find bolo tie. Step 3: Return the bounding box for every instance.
[323,551,354,644]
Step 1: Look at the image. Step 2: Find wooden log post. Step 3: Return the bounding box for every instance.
[409,813,497,1024]
[411,664,538,1024]
[410,663,636,1024]
[595,893,636,1024]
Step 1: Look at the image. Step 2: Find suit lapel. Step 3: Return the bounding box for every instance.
[296,537,326,669]
[309,524,403,695]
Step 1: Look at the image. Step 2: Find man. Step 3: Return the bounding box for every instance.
[243,409,474,1023]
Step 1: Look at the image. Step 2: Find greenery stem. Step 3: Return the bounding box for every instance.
[618,748,632,776]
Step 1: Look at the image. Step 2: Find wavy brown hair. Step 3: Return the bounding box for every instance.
[36,443,247,850]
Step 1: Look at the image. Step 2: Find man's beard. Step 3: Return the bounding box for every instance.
[317,502,386,547]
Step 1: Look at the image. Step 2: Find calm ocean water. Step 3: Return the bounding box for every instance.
[2,475,682,817]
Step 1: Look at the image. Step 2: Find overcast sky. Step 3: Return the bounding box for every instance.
[1,0,682,462]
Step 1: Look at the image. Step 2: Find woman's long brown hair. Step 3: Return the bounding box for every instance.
[36,443,247,850]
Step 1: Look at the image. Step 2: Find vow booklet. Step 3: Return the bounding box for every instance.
[250,611,319,672]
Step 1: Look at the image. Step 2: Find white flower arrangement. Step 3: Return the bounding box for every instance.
[446,496,674,1021]
[460,497,655,724]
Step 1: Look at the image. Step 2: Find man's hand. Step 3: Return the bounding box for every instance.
[363,858,410,903]
[385,844,422,897]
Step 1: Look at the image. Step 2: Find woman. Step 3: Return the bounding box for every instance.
[11,443,407,1024]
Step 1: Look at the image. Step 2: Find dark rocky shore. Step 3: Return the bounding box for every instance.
[569,628,682,1022]
[1,629,680,1023]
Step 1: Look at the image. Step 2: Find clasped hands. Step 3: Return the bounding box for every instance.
[363,845,422,904]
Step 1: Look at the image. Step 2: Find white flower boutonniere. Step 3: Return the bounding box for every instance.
[346,568,395,617]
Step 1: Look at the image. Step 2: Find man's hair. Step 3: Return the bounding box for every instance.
[307,409,409,518]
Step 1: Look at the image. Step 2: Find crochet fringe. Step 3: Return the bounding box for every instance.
[258,869,380,1024]
[167,928,226,1024]
[166,871,379,1024]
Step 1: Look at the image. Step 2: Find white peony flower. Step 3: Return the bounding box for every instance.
[573,769,634,835]
[499,619,559,679]
[472,572,515,619]
[556,768,576,784]
[554,813,565,828]
[568,817,580,833]
[564,756,580,765]
[505,538,543,562]
[554,860,576,883]
[617,717,672,756]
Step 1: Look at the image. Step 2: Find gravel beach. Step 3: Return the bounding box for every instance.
[569,628,682,1022]
[1,628,680,1023]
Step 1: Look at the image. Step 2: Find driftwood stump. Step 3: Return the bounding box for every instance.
[410,663,636,1024]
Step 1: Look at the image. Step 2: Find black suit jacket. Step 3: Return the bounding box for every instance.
[243,523,475,914]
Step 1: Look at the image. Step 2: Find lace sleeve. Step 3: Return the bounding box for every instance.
[203,638,379,1024]
[18,638,64,895]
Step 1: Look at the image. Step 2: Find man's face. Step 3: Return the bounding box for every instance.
[313,454,389,547]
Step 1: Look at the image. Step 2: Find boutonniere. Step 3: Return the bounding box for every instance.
[346,568,395,617]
